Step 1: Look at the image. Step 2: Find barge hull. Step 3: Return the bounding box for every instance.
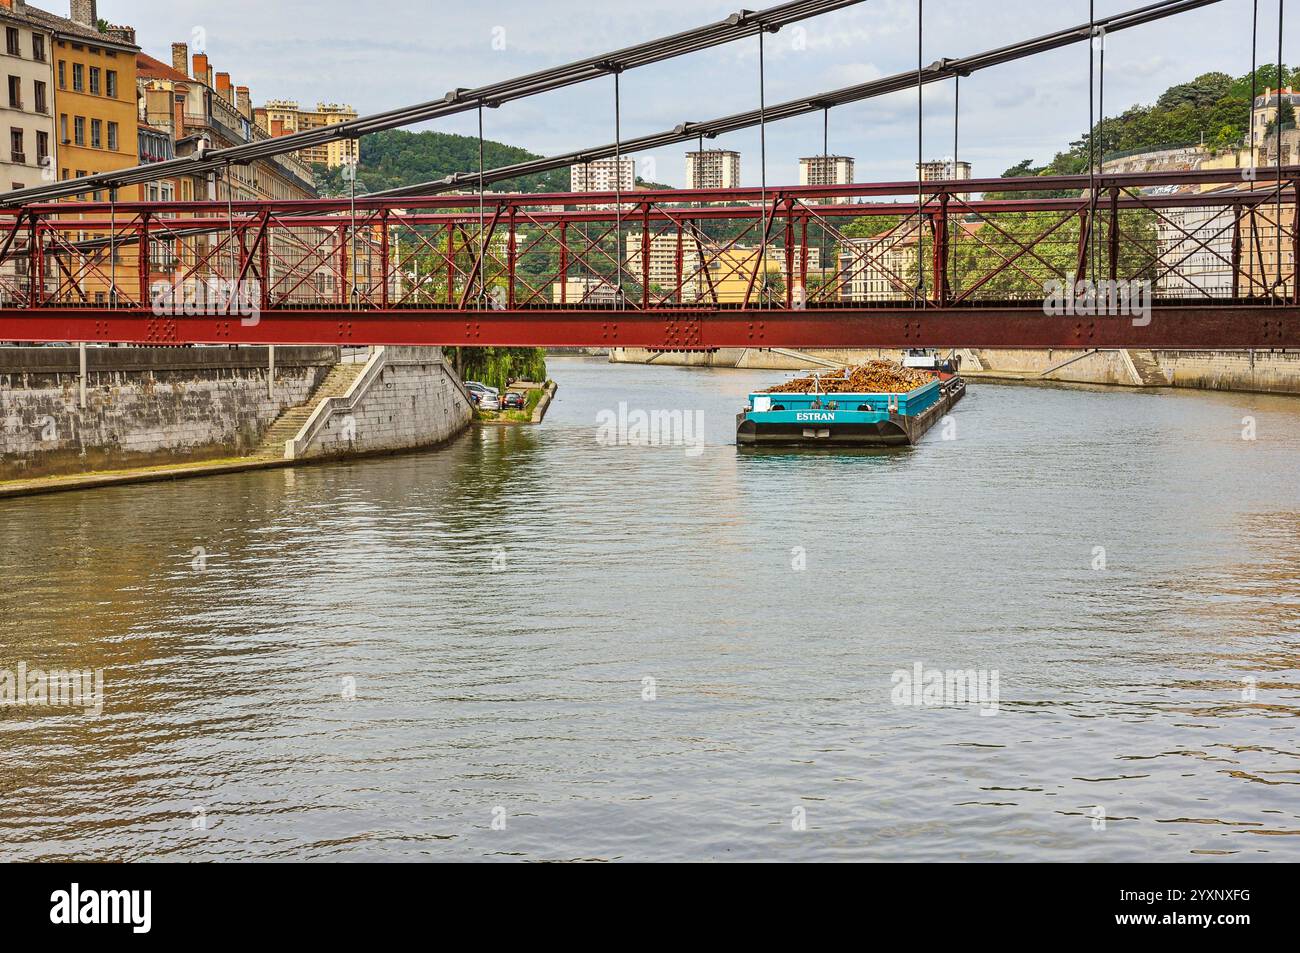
[737,380,966,448]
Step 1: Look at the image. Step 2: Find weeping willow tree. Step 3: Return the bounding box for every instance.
[449,347,548,392]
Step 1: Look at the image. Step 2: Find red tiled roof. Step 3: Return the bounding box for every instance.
[137,51,190,84]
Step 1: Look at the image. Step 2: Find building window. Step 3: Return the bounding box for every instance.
[34,80,46,114]
[90,118,101,149]
[32,34,45,63]
[107,121,118,152]
[106,70,117,99]
[5,29,19,58]
[72,63,83,93]
[73,116,84,146]
[59,113,68,143]
[11,128,24,164]
[36,131,48,164]
[89,66,100,95]
[6,75,19,110]
[57,60,65,88]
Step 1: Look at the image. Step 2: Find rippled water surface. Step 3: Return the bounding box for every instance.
[2,356,1298,861]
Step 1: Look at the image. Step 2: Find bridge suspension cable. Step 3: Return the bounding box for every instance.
[759,24,769,307]
[1273,0,1284,298]
[614,68,624,302]
[915,0,925,304]
[370,0,1229,200]
[1250,0,1259,160]
[27,0,1233,270]
[1086,0,1106,284]
[0,0,868,208]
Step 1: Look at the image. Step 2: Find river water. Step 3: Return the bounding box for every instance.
[1,355,1298,862]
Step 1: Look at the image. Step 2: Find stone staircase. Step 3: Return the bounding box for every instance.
[252,361,367,460]
[1123,349,1169,387]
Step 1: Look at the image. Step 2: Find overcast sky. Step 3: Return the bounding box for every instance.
[108,0,1294,187]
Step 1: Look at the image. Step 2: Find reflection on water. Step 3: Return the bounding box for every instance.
[1,357,1298,861]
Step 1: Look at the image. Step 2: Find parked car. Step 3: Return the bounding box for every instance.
[464,380,499,400]
[502,391,526,411]
[477,392,501,412]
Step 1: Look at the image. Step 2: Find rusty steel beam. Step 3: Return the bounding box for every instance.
[12,166,1298,222]
[2,305,1295,350]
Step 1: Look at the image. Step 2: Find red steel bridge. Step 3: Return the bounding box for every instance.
[0,0,1294,350]
[0,167,1296,349]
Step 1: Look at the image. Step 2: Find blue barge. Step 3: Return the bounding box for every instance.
[736,374,966,448]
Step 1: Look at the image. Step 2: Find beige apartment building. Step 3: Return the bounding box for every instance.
[550,275,619,305]
[839,224,922,301]
[624,231,704,301]
[1240,196,1296,299]
[256,99,358,169]
[571,155,634,193]
[1155,201,1235,298]
[799,155,854,204]
[0,0,56,192]
[708,245,822,303]
[623,234,825,304]
[138,44,329,304]
[686,149,740,190]
[139,45,316,203]
[1249,87,1299,161]
[917,159,973,202]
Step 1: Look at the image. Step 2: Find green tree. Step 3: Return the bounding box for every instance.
[841,214,905,239]
[982,67,1295,199]
[313,129,570,197]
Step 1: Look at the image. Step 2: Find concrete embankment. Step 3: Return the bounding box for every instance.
[0,345,473,497]
[283,346,473,461]
[0,345,338,480]
[609,347,1300,396]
